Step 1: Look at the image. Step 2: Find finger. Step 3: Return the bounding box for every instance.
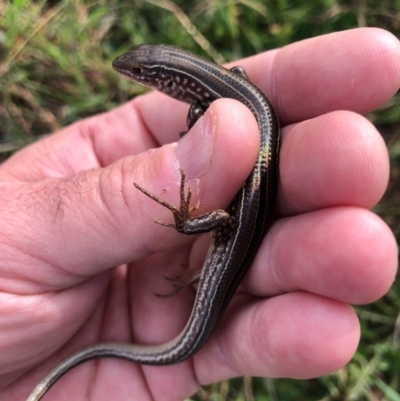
[245,207,397,305]
[237,27,400,123]
[0,100,259,292]
[195,292,360,381]
[278,110,389,214]
[133,28,400,135]
[5,28,396,182]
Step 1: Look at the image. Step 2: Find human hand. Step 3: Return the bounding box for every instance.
[2,27,399,401]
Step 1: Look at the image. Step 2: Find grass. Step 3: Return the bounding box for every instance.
[1,0,400,399]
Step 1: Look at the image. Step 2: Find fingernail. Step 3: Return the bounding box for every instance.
[176,110,214,179]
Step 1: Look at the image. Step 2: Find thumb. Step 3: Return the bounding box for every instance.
[0,99,260,293]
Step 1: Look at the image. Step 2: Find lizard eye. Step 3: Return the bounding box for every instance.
[131,66,143,75]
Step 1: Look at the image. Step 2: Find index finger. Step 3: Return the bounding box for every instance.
[137,27,400,143]
[232,27,400,124]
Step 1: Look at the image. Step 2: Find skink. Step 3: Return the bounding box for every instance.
[26,44,280,400]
